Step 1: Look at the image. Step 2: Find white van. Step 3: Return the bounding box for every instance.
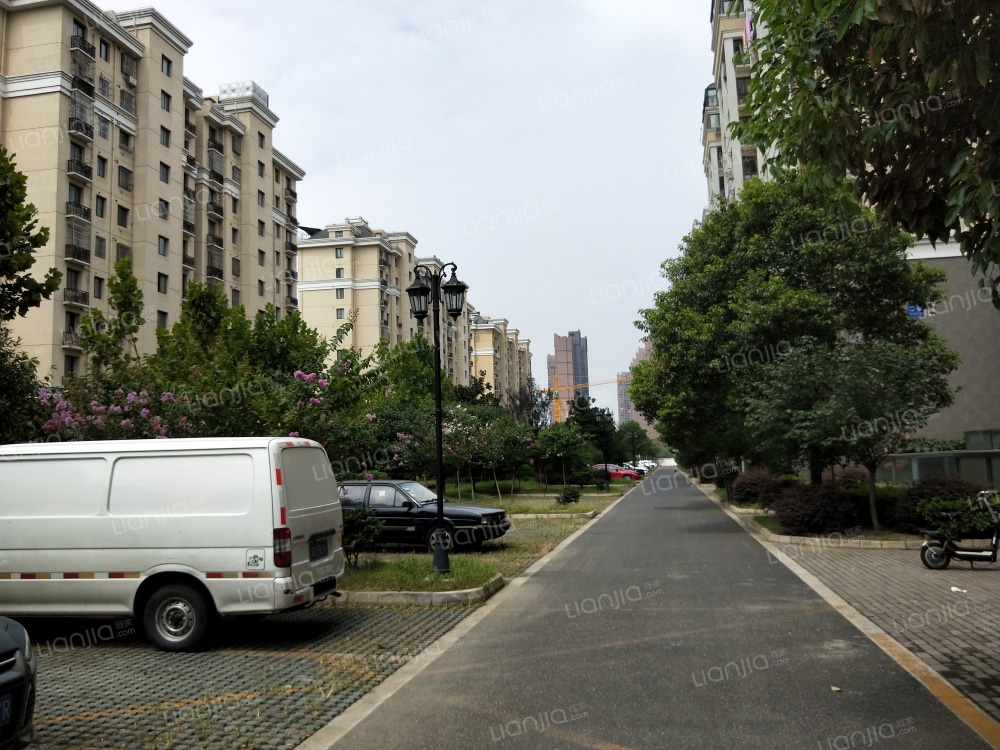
[0,437,346,651]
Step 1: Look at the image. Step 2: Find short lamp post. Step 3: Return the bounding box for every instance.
[405,262,468,574]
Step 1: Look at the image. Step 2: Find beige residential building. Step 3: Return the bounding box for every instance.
[470,309,531,404]
[546,330,589,423]
[0,0,301,383]
[618,340,656,439]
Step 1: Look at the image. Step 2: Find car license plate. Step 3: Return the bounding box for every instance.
[0,693,11,727]
[309,537,329,561]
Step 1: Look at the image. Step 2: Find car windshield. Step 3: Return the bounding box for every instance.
[398,482,438,504]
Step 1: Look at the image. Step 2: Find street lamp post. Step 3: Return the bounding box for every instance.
[405,261,468,575]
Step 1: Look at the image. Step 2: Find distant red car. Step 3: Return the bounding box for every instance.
[593,463,640,480]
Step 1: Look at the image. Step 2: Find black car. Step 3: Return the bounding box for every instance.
[339,480,511,551]
[0,617,36,750]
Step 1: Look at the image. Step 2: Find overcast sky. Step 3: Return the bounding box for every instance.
[146,0,713,415]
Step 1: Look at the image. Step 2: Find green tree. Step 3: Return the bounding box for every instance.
[736,1,1000,301]
[532,421,594,486]
[0,328,45,443]
[635,173,947,479]
[0,146,59,321]
[566,395,617,463]
[78,257,144,376]
[617,421,656,464]
[505,376,552,428]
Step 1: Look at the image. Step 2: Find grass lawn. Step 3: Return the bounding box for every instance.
[339,517,590,592]
[452,496,618,515]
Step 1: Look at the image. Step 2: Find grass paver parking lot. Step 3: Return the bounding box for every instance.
[29,516,595,749]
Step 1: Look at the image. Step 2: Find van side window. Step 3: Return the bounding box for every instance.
[368,486,399,507]
[339,484,366,507]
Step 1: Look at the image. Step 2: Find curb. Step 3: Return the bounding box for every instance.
[510,510,599,519]
[337,574,505,606]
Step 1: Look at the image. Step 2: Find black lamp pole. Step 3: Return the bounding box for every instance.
[405,262,468,575]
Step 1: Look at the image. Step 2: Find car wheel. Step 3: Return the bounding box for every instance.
[426,526,455,553]
[920,542,950,570]
[143,583,213,651]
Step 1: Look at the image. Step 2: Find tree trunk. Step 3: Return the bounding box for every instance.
[469,465,476,502]
[866,464,881,532]
[493,466,502,503]
[808,446,823,485]
[455,467,461,501]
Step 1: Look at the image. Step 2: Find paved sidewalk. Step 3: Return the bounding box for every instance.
[698,482,1000,727]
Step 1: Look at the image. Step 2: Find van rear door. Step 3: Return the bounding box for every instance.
[275,443,344,594]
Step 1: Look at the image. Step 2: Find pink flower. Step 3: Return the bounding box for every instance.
[161,392,176,403]
[364,473,374,482]
[305,372,317,383]
[110,405,123,414]
[289,431,299,437]
[364,413,376,421]
[140,408,150,418]
[126,392,139,404]
[293,370,307,381]
[318,379,329,388]
[309,397,322,405]
[120,419,133,429]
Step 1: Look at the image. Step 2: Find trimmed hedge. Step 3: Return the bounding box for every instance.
[770,483,862,536]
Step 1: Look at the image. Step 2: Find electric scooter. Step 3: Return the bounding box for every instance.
[920,490,1000,570]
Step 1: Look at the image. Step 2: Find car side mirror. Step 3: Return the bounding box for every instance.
[402,499,416,509]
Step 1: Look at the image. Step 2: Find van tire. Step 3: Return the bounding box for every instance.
[143,584,212,651]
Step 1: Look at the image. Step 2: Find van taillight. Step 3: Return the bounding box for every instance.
[273,527,292,568]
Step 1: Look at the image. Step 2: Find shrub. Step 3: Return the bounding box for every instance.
[842,485,910,530]
[557,486,581,505]
[822,465,869,490]
[731,467,773,506]
[917,494,997,537]
[903,474,991,534]
[770,483,862,535]
[342,507,384,567]
[758,476,803,511]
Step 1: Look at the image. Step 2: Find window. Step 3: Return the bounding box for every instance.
[157,273,168,294]
[95,196,107,218]
[257,190,265,207]
[72,18,86,37]
[157,311,168,329]
[182,274,188,299]
[94,276,104,299]
[336,288,345,299]
[335,268,344,279]
[258,250,265,266]
[335,247,344,258]
[742,153,759,179]
[68,183,83,204]
[117,205,129,228]
[160,127,171,147]
[274,222,281,238]
[99,39,110,61]
[159,162,170,183]
[232,258,241,277]
[257,220,265,237]
[97,116,109,139]
[231,197,239,213]
[274,251,280,266]
[336,308,345,320]
[334,230,343,238]
[231,228,239,245]
[158,236,169,256]
[158,199,169,219]
[732,39,744,58]
[66,268,81,291]
[118,166,133,191]
[707,112,721,130]
[231,166,241,183]
[258,279,265,296]
[160,90,171,111]
[119,130,132,152]
[94,236,106,259]
[64,355,78,379]
[274,169,280,184]
[231,134,242,155]
[97,156,107,178]
[161,55,172,76]
[232,289,241,307]
[736,77,750,102]
[257,161,265,177]
[258,131,265,148]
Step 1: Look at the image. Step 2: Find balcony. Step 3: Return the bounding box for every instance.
[66,202,91,221]
[62,330,83,348]
[185,121,196,136]
[64,288,90,307]
[67,158,92,181]
[206,265,224,281]
[183,188,196,200]
[284,241,297,254]
[67,117,93,140]
[183,220,195,235]
[285,296,298,310]
[207,200,223,217]
[284,187,297,201]
[207,138,224,153]
[72,76,95,98]
[116,243,132,261]
[70,35,95,58]
[64,244,91,265]
[208,170,224,184]
[183,152,197,169]
[207,233,223,248]
[283,268,298,281]
[182,254,196,268]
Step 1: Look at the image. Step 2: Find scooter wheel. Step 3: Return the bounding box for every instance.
[920,542,951,570]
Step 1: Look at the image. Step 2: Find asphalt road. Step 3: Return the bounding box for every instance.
[325,473,994,750]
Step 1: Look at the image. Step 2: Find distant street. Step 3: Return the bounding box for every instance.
[323,472,994,750]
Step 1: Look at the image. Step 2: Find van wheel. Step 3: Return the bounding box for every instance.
[143,584,212,651]
[426,526,455,553]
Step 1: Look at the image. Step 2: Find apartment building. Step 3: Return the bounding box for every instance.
[0,0,301,383]
[702,0,760,203]
[470,310,531,403]
[546,330,589,423]
[618,340,656,439]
